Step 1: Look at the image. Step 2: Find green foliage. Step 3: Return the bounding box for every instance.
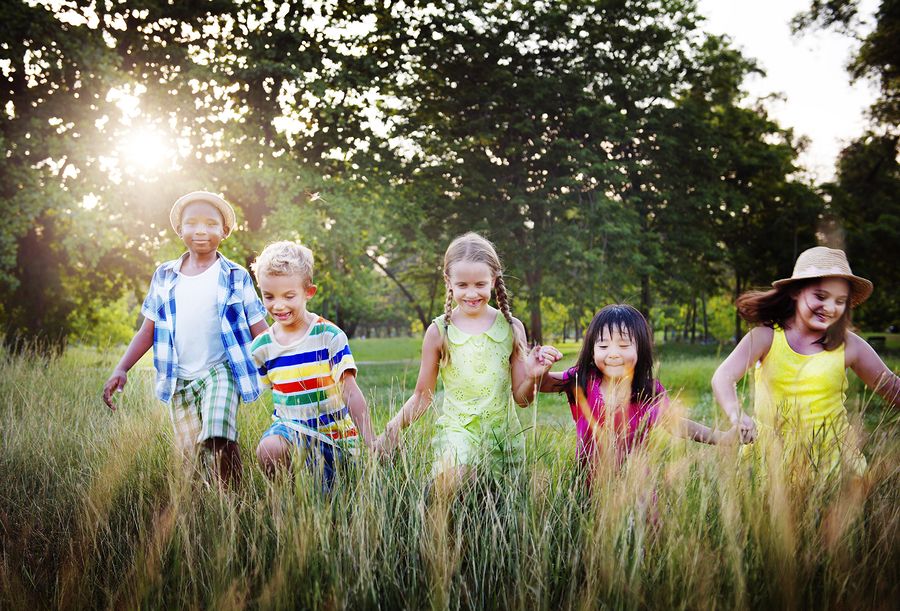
[68,294,141,347]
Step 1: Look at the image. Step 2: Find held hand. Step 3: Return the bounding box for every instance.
[732,412,757,444]
[718,426,741,446]
[377,422,400,458]
[526,345,563,378]
[102,370,127,410]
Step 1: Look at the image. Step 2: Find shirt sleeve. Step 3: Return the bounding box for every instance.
[251,341,272,389]
[140,267,163,322]
[328,329,357,383]
[240,270,267,325]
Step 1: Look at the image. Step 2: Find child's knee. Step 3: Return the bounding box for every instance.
[256,436,290,476]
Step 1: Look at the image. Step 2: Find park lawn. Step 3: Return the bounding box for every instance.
[2,337,897,609]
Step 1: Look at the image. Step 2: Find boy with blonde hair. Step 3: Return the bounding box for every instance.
[102,191,268,488]
[250,240,375,488]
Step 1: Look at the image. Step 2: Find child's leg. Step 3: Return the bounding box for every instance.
[256,432,293,478]
[304,439,343,492]
[203,437,242,489]
[196,362,241,488]
[170,382,202,461]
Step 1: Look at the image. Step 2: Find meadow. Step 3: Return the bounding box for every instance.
[1,338,898,610]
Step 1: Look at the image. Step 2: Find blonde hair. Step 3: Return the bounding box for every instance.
[441,232,523,364]
[251,240,314,285]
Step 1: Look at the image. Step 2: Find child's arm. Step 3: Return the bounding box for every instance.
[711,326,773,442]
[510,319,563,406]
[250,319,268,338]
[538,370,569,393]
[342,371,376,448]
[380,323,443,453]
[846,332,900,408]
[670,417,740,445]
[102,317,155,410]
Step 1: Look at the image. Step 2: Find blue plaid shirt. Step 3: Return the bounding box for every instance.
[141,253,267,403]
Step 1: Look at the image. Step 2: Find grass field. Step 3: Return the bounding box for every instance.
[1,338,898,609]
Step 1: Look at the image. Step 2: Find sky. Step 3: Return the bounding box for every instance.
[696,0,879,182]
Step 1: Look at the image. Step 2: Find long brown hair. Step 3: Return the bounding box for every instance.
[440,232,525,365]
[735,279,853,350]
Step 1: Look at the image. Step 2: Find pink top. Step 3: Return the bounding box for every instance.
[560,366,667,469]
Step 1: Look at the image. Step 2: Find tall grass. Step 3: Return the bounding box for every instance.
[1,342,898,609]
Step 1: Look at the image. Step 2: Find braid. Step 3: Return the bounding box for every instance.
[494,275,513,326]
[443,284,454,326]
[441,284,454,366]
[494,275,525,360]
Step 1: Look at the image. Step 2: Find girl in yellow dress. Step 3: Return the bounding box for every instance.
[712,247,899,477]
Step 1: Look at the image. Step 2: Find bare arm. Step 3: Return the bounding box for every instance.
[538,370,568,393]
[102,317,155,410]
[342,371,376,448]
[510,318,563,406]
[846,332,900,408]
[250,319,269,338]
[380,323,443,453]
[670,417,739,445]
[711,325,773,441]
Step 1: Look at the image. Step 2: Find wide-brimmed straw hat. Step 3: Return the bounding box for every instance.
[772,246,873,306]
[169,191,236,237]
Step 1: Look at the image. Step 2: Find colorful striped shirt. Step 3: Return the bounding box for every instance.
[250,315,358,447]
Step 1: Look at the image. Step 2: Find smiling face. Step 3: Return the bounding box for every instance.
[178,201,226,256]
[792,277,850,334]
[593,325,638,382]
[447,260,494,316]
[258,272,317,331]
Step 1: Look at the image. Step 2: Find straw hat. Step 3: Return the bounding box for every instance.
[169,191,236,237]
[772,246,873,306]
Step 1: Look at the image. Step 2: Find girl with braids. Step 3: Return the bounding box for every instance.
[377,232,562,486]
[539,304,740,487]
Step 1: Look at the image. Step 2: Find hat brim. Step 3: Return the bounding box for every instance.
[170,191,236,237]
[772,274,873,307]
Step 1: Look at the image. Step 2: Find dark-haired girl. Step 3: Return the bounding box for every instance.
[540,304,738,482]
[712,247,899,477]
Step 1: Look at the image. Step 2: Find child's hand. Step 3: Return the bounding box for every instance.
[732,412,757,444]
[718,426,741,446]
[526,345,563,378]
[102,369,127,410]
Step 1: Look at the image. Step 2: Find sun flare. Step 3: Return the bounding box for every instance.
[118,126,172,172]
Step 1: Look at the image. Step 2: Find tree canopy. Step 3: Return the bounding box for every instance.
[1,0,894,349]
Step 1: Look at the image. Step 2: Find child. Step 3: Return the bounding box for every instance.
[540,304,738,484]
[712,246,899,477]
[102,191,268,488]
[377,232,561,488]
[250,241,376,489]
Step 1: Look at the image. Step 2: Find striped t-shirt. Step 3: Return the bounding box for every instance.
[250,315,358,447]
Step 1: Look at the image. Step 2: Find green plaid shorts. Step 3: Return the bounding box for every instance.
[169,361,239,452]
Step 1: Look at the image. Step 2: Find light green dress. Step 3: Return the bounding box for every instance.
[431,312,525,476]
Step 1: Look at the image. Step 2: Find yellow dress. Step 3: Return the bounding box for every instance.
[750,327,866,477]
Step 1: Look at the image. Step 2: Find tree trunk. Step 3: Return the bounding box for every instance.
[365,251,429,330]
[692,297,699,344]
[640,273,652,320]
[702,295,709,342]
[733,273,744,343]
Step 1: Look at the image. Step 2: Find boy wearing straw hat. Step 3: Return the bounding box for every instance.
[102,191,268,488]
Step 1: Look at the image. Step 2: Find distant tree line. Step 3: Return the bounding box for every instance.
[1,0,896,351]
